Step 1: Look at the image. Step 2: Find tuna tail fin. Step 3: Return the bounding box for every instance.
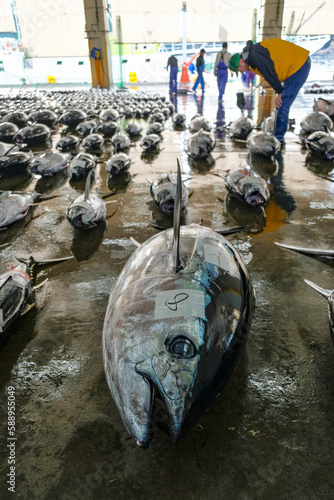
[84,170,94,201]
[15,255,73,267]
[173,159,182,273]
[304,279,332,299]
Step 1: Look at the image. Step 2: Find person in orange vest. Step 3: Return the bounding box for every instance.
[229,39,311,145]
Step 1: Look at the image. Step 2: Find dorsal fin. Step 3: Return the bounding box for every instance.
[173,159,182,273]
[84,170,93,201]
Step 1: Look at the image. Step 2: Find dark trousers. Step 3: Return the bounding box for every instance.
[275,57,311,141]
[217,69,228,99]
[169,66,178,94]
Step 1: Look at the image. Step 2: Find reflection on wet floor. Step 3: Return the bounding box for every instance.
[0,82,334,499]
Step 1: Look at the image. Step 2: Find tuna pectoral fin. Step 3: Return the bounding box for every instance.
[215,224,252,235]
[20,302,35,316]
[304,279,332,299]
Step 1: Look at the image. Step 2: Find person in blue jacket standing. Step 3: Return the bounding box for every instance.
[192,49,206,93]
[167,54,178,95]
[214,42,231,101]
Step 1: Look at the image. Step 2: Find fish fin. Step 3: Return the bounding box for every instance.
[33,278,49,290]
[304,279,332,299]
[215,224,252,235]
[130,237,141,248]
[173,159,182,273]
[314,99,319,113]
[15,255,73,266]
[84,170,94,201]
[20,302,35,316]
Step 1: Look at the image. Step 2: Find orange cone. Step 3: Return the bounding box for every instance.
[180,62,190,84]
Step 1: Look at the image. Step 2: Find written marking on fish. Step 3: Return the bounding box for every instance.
[165,292,189,311]
[155,289,206,320]
[204,243,239,278]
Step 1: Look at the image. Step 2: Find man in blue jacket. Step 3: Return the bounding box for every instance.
[192,49,206,93]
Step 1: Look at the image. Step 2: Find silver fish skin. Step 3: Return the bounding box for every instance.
[67,172,106,230]
[151,173,188,215]
[0,254,73,338]
[229,116,253,140]
[0,191,38,228]
[103,224,255,448]
[187,129,216,159]
[305,131,334,161]
[246,131,281,157]
[304,280,334,346]
[225,166,270,206]
[300,110,333,134]
[0,261,33,336]
[30,150,71,176]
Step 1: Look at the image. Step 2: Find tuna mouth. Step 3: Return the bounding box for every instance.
[135,378,174,449]
[109,166,121,175]
[159,199,175,215]
[245,191,266,206]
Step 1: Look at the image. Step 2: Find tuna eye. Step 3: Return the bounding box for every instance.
[167,336,196,359]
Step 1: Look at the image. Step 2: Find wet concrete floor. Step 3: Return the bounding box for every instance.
[0,81,334,500]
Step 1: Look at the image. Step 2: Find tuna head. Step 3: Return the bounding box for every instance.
[103,226,254,447]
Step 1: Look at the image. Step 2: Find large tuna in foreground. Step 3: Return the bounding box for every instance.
[103,162,255,448]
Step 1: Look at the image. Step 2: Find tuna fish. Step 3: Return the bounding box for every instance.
[246,131,281,157]
[68,152,97,180]
[75,120,98,137]
[300,101,333,135]
[140,133,162,152]
[96,121,118,137]
[173,113,186,128]
[30,150,71,176]
[304,280,334,345]
[305,130,334,161]
[188,116,212,134]
[55,134,80,152]
[0,254,73,341]
[27,109,58,127]
[106,153,131,175]
[59,109,87,127]
[125,122,142,137]
[228,116,253,140]
[0,151,32,176]
[103,162,255,447]
[0,190,38,229]
[111,131,130,152]
[150,172,188,215]
[66,171,106,229]
[0,122,19,143]
[14,124,51,146]
[147,122,164,135]
[187,129,216,159]
[225,166,270,206]
[82,133,104,151]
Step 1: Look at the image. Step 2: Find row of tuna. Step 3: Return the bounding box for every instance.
[1,87,333,450]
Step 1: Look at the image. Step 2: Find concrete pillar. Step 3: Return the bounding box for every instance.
[258,0,285,117]
[83,0,113,88]
[261,0,285,40]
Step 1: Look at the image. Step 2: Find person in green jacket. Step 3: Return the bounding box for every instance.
[229,39,311,145]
